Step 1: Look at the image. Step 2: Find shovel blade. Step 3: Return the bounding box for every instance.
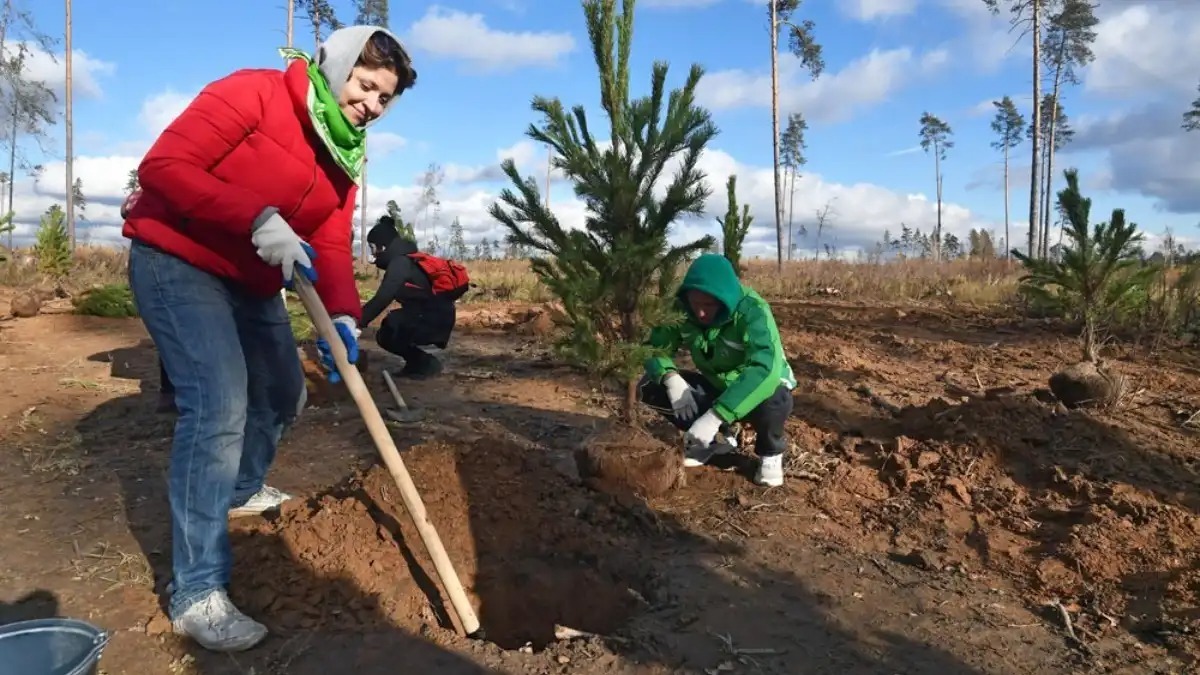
[385,406,426,424]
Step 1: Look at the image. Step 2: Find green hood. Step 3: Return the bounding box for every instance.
[677,253,744,324]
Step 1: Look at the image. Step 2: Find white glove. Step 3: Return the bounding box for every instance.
[664,372,702,422]
[251,211,316,286]
[685,409,722,448]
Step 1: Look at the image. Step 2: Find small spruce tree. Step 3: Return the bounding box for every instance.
[716,174,752,276]
[490,0,717,422]
[1014,168,1153,362]
[34,204,72,278]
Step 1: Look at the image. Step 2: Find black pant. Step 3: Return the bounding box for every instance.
[375,304,453,362]
[637,370,793,457]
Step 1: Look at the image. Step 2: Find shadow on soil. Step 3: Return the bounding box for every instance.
[67,338,1004,674]
[0,589,59,625]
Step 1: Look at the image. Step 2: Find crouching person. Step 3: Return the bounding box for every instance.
[639,253,796,487]
[360,218,468,378]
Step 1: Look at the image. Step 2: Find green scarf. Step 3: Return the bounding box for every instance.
[279,47,365,183]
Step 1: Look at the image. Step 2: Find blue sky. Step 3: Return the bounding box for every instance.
[10,0,1200,257]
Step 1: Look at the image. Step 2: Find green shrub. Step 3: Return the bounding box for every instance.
[73,283,138,318]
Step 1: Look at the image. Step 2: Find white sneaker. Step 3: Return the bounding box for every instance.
[171,588,267,652]
[683,440,734,468]
[755,455,784,487]
[228,485,292,518]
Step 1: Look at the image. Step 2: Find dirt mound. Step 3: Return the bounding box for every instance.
[231,437,652,651]
[575,425,684,498]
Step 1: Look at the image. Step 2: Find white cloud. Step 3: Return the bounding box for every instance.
[839,0,920,21]
[8,41,115,99]
[642,0,722,7]
[368,131,408,158]
[137,90,197,137]
[697,47,947,123]
[441,139,553,184]
[403,6,576,72]
[4,136,1002,259]
[1085,2,1200,98]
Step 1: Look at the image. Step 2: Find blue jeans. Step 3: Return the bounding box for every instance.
[127,240,305,618]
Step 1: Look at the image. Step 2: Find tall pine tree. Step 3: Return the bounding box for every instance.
[918,112,953,262]
[779,112,807,261]
[990,96,1025,260]
[1038,0,1097,260]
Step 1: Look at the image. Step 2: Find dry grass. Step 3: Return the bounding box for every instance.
[0,244,1110,311]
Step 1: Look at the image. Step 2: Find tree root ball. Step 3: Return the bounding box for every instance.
[10,292,42,318]
[1049,361,1128,408]
[574,426,684,499]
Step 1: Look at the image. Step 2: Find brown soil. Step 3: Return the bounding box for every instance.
[232,439,647,651]
[2,293,1198,674]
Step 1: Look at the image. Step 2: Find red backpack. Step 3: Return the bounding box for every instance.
[407,251,471,301]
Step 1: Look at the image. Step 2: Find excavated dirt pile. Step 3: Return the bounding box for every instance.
[229,437,655,651]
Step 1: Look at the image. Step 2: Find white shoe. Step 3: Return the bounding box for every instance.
[683,440,734,468]
[228,485,292,518]
[755,455,784,487]
[171,588,267,652]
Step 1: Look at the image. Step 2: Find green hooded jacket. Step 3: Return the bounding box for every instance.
[644,253,796,422]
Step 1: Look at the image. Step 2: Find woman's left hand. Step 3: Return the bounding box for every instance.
[316,315,360,383]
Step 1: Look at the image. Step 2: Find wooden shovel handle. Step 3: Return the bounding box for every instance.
[290,273,481,636]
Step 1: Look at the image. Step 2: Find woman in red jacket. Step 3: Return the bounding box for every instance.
[122,26,415,652]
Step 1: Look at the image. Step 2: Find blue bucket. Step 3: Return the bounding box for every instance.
[0,618,109,675]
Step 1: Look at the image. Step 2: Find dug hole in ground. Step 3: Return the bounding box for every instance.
[2,296,1199,674]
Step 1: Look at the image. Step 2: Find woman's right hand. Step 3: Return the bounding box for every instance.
[251,211,317,287]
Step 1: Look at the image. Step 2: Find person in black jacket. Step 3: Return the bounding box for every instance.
[361,218,455,378]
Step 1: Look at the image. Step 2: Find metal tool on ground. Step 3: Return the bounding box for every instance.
[291,270,482,639]
[381,369,426,423]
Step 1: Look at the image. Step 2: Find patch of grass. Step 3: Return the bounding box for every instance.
[73,282,139,317]
[67,541,154,594]
[21,433,87,476]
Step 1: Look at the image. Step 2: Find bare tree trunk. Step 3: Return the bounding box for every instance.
[359,144,368,263]
[1003,143,1011,261]
[769,2,784,272]
[1083,313,1097,363]
[1041,93,1062,260]
[1040,34,1067,260]
[313,8,321,52]
[287,0,294,48]
[786,166,796,261]
[1027,1,1042,259]
[934,147,943,263]
[64,0,75,249]
[7,107,14,252]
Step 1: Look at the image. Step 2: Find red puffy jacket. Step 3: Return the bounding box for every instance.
[122,59,361,321]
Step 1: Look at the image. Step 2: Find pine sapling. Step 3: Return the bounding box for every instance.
[716,174,753,276]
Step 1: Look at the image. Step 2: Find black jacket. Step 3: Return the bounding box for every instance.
[361,239,455,340]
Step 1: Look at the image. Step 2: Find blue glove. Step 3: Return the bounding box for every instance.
[283,241,318,290]
[316,315,360,383]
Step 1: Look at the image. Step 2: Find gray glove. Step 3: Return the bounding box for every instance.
[251,211,316,287]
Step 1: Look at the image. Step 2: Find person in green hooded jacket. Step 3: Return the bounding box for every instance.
[640,253,796,486]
